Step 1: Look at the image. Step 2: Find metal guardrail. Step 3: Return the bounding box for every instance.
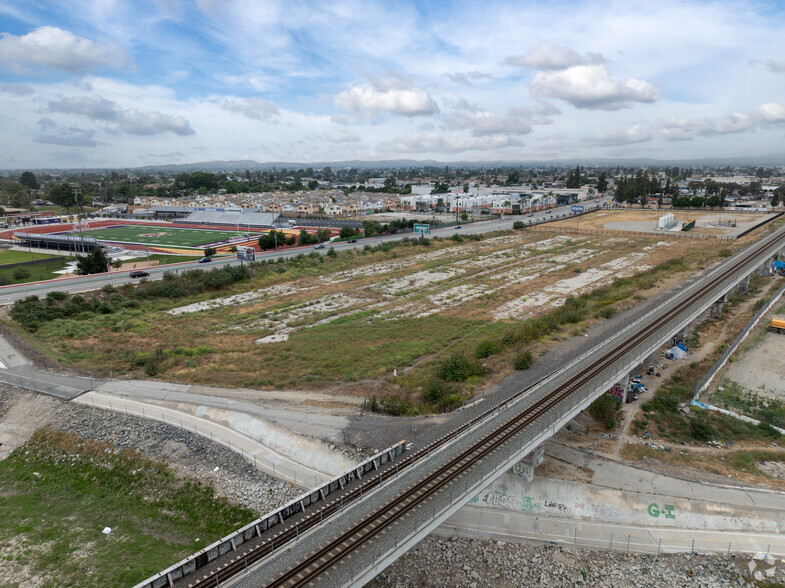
[133,440,407,588]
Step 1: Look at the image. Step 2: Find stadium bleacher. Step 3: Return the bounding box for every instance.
[178,210,278,228]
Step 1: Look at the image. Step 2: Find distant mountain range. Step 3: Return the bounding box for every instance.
[122,154,785,172]
[4,154,784,173]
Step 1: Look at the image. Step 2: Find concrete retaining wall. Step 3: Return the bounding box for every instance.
[468,472,785,534]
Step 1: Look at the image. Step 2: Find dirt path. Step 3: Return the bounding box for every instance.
[609,293,762,459]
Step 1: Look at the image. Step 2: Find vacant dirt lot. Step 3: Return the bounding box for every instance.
[719,299,785,402]
[551,209,767,237]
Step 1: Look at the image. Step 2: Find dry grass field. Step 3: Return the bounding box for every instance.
[16,222,738,412]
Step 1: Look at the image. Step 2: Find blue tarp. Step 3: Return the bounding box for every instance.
[676,342,688,353]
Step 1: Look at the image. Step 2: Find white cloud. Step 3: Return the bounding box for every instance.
[531,64,658,110]
[324,129,361,143]
[222,97,279,121]
[660,102,785,141]
[753,103,785,124]
[35,124,102,147]
[445,107,536,136]
[378,133,523,154]
[0,26,127,75]
[444,70,492,85]
[660,113,753,140]
[48,95,195,136]
[49,95,117,120]
[504,41,604,70]
[335,74,438,117]
[586,124,653,146]
[115,109,194,136]
[0,83,34,96]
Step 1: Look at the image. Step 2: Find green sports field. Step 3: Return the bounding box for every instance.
[60,224,257,249]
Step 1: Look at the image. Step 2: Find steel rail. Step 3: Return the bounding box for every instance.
[188,226,785,588]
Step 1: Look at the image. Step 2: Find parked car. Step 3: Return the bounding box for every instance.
[129,270,149,278]
[199,257,212,263]
[348,239,357,243]
[314,243,326,249]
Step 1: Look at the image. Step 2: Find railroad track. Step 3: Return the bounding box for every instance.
[189,225,785,588]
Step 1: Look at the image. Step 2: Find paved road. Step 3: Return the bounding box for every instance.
[0,203,602,305]
[75,391,331,489]
[96,379,353,442]
[0,334,99,400]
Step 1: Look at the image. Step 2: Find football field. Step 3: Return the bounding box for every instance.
[61,224,257,249]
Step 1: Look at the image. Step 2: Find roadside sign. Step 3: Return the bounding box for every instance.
[571,205,584,213]
[237,245,255,261]
[413,223,430,234]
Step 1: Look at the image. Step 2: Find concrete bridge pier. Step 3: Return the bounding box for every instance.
[708,294,728,319]
[737,273,751,294]
[760,258,774,276]
[512,444,544,483]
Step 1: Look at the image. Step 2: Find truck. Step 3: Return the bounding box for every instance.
[770,317,785,333]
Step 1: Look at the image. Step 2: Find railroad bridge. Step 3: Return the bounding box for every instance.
[139,225,785,588]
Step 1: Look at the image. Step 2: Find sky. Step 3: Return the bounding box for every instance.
[1,0,785,169]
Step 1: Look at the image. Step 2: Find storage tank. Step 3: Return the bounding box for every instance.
[770,317,785,333]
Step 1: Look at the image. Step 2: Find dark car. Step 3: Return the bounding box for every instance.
[454,225,462,229]
[314,243,326,249]
[199,257,212,263]
[348,239,357,243]
[129,270,149,278]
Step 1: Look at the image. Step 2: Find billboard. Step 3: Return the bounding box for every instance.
[413,223,430,234]
[237,246,256,261]
[571,205,584,213]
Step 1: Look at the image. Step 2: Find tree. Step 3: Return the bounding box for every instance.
[307,180,318,190]
[49,183,76,209]
[362,220,382,236]
[565,165,582,188]
[315,228,332,242]
[596,171,608,193]
[18,171,39,191]
[75,247,110,275]
[111,259,123,270]
[383,176,397,191]
[460,212,469,221]
[203,247,217,257]
[339,225,356,239]
[431,181,449,194]
[772,186,785,207]
[505,170,520,185]
[298,228,316,245]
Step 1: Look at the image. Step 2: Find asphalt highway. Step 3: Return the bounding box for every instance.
[0,203,602,305]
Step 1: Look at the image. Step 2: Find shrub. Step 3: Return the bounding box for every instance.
[47,291,68,302]
[588,393,622,429]
[689,416,716,441]
[599,305,616,319]
[12,267,31,281]
[512,221,524,229]
[436,353,483,382]
[475,339,503,359]
[513,351,533,370]
[0,275,10,286]
[379,394,415,416]
[327,247,337,257]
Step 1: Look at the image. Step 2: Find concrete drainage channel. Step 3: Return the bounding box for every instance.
[133,441,407,588]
